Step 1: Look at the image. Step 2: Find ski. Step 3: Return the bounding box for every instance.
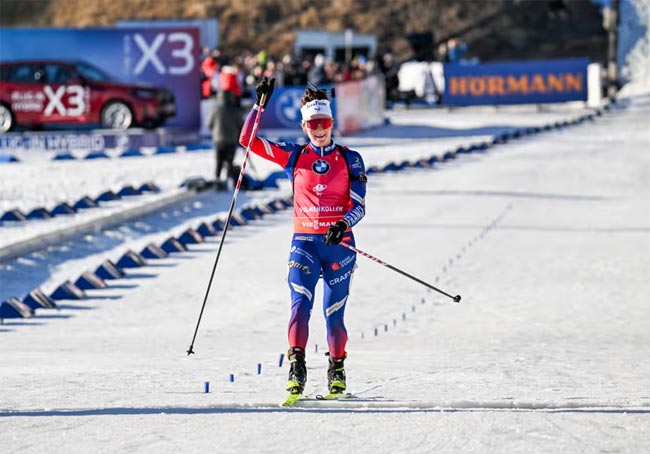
[316,392,354,400]
[281,392,305,407]
[281,391,357,407]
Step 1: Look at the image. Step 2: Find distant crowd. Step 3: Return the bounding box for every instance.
[200,37,469,103]
[200,47,387,100]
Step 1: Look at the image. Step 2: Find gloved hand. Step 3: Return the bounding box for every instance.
[324,221,348,245]
[255,77,275,108]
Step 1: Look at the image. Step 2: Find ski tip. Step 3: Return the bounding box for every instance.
[281,387,305,407]
[281,393,304,407]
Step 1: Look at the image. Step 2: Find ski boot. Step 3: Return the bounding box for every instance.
[326,352,347,394]
[286,347,307,395]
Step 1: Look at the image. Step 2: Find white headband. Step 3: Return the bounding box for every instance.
[300,99,332,121]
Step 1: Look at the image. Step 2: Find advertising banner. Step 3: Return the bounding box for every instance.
[0,129,199,153]
[335,81,362,134]
[0,27,201,128]
[442,58,589,106]
[335,75,385,134]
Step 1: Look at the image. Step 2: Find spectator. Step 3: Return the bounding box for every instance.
[200,47,218,99]
[220,63,242,99]
[206,85,244,189]
[436,42,448,62]
[446,39,468,63]
[307,53,328,86]
[209,49,223,94]
[381,52,400,104]
[264,60,284,86]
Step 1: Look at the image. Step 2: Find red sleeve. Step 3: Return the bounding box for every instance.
[239,106,291,168]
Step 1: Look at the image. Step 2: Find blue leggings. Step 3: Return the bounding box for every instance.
[287,233,356,358]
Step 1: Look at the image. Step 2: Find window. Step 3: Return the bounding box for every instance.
[7,65,39,83]
[44,64,78,84]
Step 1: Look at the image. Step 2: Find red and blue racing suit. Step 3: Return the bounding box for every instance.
[239,107,367,358]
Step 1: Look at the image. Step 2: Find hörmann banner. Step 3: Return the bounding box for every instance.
[442,58,589,106]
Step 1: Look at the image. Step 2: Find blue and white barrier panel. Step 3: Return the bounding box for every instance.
[442,58,589,106]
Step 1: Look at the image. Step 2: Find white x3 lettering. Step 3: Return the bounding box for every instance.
[43,85,86,117]
[133,32,195,76]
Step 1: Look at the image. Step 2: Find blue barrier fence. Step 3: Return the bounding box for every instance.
[1,182,161,225]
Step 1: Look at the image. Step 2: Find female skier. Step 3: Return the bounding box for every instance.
[239,77,367,398]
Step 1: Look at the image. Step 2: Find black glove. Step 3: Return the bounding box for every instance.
[324,221,348,245]
[255,77,275,108]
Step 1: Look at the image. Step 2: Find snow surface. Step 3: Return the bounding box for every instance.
[1,97,649,453]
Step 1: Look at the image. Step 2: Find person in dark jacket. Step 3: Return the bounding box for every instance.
[207,86,244,189]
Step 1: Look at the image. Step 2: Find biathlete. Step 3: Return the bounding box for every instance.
[239,77,368,397]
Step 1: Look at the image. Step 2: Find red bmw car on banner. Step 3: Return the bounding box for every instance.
[0,60,176,133]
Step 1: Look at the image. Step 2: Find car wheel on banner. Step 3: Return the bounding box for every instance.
[0,104,14,133]
[101,101,133,130]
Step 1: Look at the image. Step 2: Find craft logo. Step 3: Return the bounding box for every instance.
[329,269,352,285]
[312,160,330,175]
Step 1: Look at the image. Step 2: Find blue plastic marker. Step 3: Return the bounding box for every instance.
[257,363,262,375]
[230,374,235,382]
[204,381,210,393]
[278,353,284,367]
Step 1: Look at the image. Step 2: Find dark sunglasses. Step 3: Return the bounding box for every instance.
[304,118,333,130]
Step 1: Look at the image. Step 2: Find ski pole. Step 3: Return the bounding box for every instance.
[187,95,268,355]
[339,242,462,303]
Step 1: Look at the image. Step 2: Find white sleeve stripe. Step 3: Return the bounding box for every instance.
[350,190,365,204]
[290,282,313,301]
[261,138,274,158]
[325,296,347,317]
